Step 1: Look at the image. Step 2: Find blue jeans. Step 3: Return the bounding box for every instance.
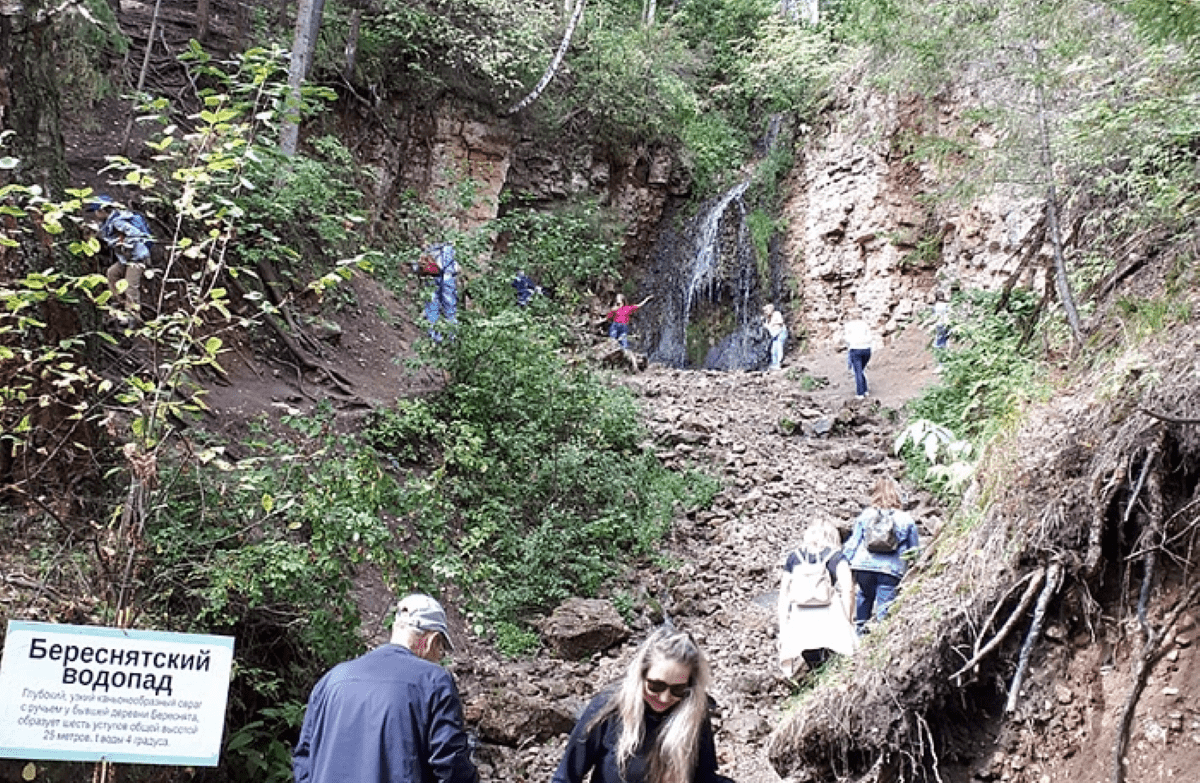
[934,326,950,349]
[424,275,458,341]
[849,348,871,395]
[853,569,900,631]
[608,322,629,349]
[769,327,787,369]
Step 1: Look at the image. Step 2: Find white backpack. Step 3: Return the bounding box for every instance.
[788,548,835,607]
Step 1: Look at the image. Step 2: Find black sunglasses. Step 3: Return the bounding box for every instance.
[645,678,692,699]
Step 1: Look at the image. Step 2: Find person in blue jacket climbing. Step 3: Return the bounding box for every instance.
[86,194,154,322]
[415,242,459,341]
[842,476,920,633]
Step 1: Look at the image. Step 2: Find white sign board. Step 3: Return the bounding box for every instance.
[0,621,235,766]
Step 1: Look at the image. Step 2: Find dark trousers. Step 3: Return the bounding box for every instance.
[853,569,900,630]
[849,348,872,396]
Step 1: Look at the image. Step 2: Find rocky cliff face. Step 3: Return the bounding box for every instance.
[362,89,1049,350]
[348,101,683,265]
[782,87,1050,346]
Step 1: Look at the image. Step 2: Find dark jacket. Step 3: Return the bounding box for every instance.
[293,644,477,783]
[551,688,729,783]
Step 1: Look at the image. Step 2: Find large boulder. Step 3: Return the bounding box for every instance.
[541,598,630,659]
[465,691,579,746]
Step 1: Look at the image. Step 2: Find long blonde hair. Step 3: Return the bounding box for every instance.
[590,627,712,783]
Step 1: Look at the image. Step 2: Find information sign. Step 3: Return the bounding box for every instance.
[0,621,235,766]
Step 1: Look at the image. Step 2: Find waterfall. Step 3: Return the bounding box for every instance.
[641,179,781,371]
[682,181,749,328]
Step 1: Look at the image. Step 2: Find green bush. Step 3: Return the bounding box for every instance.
[368,307,717,652]
[902,290,1050,490]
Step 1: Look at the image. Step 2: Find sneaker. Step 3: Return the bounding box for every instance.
[855,394,865,399]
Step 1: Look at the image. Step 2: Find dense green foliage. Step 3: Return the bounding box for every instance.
[899,290,1050,493]
[369,240,717,655]
[315,0,835,197]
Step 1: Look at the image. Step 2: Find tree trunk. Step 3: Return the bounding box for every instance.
[120,0,164,156]
[506,0,586,115]
[642,0,656,26]
[1,0,68,197]
[1031,45,1083,348]
[196,0,211,42]
[343,7,363,81]
[280,0,326,156]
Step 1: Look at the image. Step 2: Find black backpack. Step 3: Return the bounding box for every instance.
[863,509,900,553]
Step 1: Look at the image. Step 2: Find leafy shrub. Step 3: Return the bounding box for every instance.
[346,0,556,103]
[477,197,623,312]
[368,308,717,650]
[902,290,1049,491]
[733,17,838,117]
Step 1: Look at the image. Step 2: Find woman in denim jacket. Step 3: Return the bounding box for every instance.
[842,476,920,633]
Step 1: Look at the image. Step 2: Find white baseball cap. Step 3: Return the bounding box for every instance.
[396,593,454,651]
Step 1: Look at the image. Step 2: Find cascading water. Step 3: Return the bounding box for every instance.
[638,179,786,371]
[682,181,749,331]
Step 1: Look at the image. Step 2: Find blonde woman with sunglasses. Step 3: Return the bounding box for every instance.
[551,627,734,783]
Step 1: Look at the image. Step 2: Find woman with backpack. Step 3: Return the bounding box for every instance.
[842,476,921,634]
[777,519,858,678]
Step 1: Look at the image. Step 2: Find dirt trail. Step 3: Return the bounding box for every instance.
[467,323,942,782]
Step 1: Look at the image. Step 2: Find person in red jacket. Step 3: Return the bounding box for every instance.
[606,294,653,350]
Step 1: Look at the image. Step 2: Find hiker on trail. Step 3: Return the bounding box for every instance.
[513,269,541,307]
[842,476,920,634]
[777,519,858,678]
[606,294,652,350]
[551,627,734,783]
[293,593,477,783]
[87,195,154,322]
[841,312,874,399]
[763,303,788,372]
[932,293,951,350]
[414,242,459,342]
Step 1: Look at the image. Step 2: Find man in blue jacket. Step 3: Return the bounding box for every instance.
[293,593,478,783]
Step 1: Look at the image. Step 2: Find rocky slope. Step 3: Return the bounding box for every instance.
[452,324,944,782]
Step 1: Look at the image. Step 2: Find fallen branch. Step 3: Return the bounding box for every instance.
[1138,407,1200,425]
[1005,560,1063,713]
[952,568,1045,681]
[1111,580,1200,783]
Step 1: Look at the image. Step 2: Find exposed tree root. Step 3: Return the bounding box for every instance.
[915,713,944,783]
[1005,560,1063,713]
[952,568,1045,681]
[1138,407,1200,425]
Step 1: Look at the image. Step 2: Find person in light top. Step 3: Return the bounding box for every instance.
[762,304,788,371]
[842,312,874,398]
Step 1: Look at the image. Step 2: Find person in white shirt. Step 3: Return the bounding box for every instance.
[932,293,951,350]
[842,315,874,398]
[762,304,787,371]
